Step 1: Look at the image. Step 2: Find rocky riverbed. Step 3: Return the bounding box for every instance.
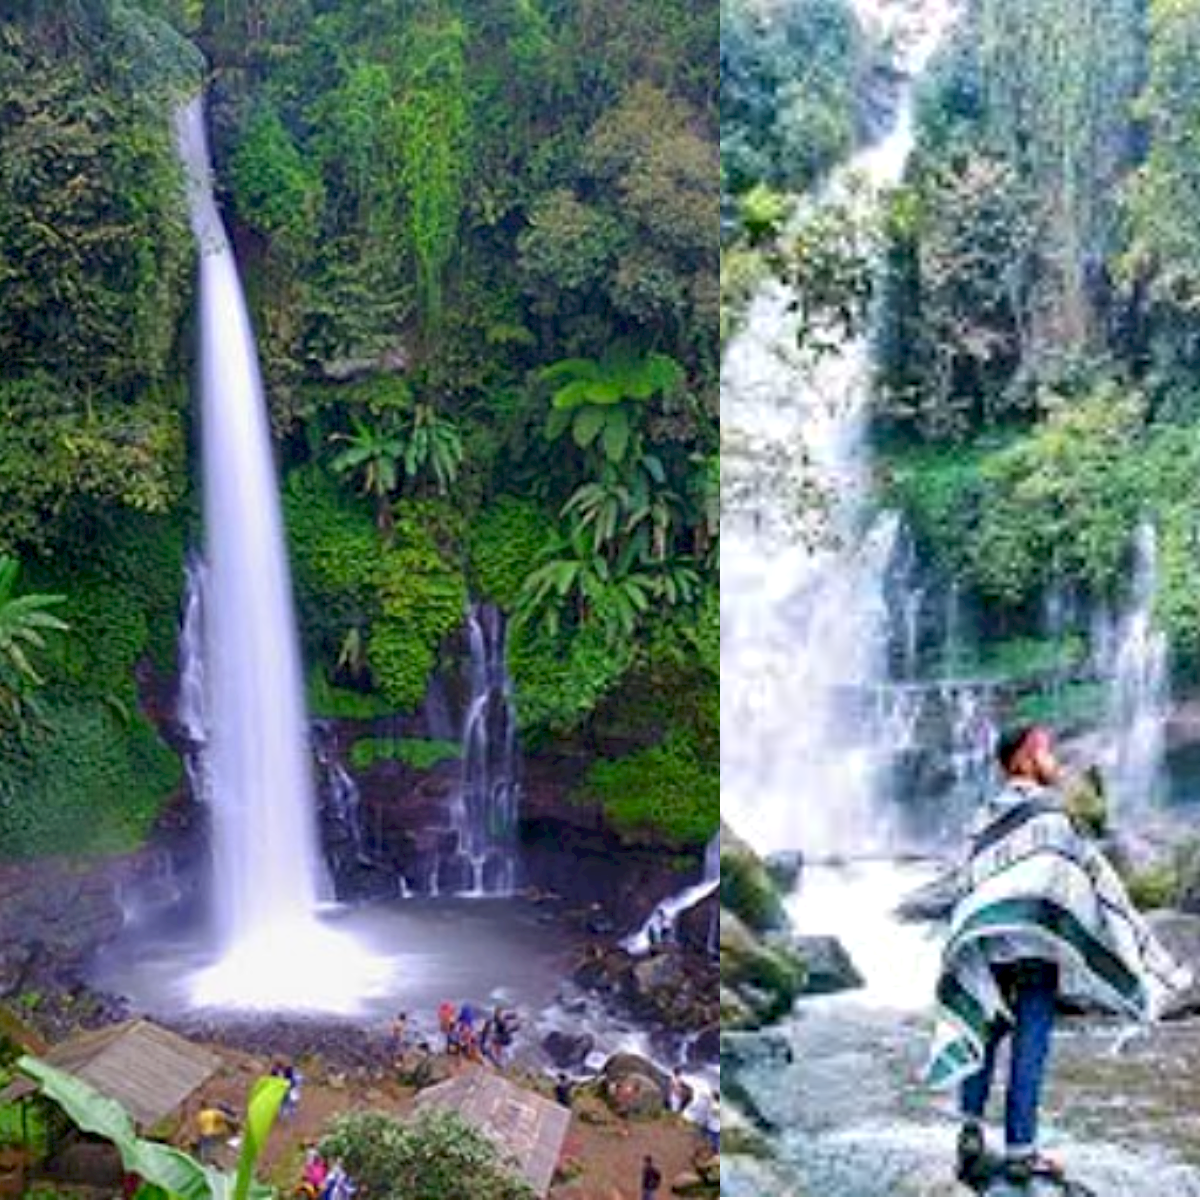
[723,1000,1200,1197]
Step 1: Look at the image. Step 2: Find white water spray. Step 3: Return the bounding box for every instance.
[177,99,391,1012]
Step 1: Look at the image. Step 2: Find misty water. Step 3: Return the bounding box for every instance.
[90,898,573,1024]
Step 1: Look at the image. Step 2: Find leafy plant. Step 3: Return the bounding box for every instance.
[541,346,683,464]
[16,1058,286,1200]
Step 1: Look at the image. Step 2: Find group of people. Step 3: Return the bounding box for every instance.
[436,1001,520,1068]
[297,1147,357,1200]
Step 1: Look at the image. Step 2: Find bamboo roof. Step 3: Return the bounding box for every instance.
[0,1019,220,1129]
[415,1070,571,1199]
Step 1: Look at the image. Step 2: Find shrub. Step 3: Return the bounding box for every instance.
[581,732,717,846]
[319,1109,535,1200]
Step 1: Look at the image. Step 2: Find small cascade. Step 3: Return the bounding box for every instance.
[312,722,366,876]
[177,554,210,808]
[450,603,521,895]
[623,835,720,956]
[1106,523,1170,813]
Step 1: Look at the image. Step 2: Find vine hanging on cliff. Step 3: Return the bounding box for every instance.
[397,3,470,327]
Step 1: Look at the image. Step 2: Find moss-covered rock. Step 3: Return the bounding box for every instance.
[720,824,787,933]
[720,909,806,1029]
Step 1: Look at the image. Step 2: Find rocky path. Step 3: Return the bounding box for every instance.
[723,1001,1200,1197]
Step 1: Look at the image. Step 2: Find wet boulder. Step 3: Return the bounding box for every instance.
[1147,910,1200,1019]
[542,1029,596,1070]
[896,869,959,923]
[792,935,862,996]
[765,850,804,895]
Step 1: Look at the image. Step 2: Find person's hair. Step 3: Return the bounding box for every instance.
[996,725,1044,773]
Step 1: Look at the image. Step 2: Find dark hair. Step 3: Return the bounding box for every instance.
[996,725,1042,772]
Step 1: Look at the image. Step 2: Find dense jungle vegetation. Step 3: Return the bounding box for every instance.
[724,0,1200,695]
[0,0,717,857]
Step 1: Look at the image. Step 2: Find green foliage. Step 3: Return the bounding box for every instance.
[319,1108,536,1200]
[0,556,67,727]
[368,502,467,710]
[348,737,460,771]
[720,0,865,195]
[0,700,180,859]
[969,388,1145,602]
[581,732,717,846]
[719,844,787,934]
[1012,682,1110,730]
[466,496,554,610]
[229,103,324,254]
[944,636,1087,684]
[1124,0,1200,386]
[307,669,394,721]
[508,622,635,738]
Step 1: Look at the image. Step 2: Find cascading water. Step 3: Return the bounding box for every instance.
[452,603,521,895]
[177,554,210,808]
[721,4,961,1034]
[1105,522,1170,813]
[721,35,954,861]
[623,834,720,956]
[177,98,390,1011]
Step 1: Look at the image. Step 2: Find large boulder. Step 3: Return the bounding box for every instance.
[895,869,959,924]
[542,1030,595,1070]
[792,935,862,996]
[1148,910,1200,1019]
[601,1053,668,1119]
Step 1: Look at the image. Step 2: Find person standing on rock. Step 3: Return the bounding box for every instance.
[927,724,1188,1190]
[641,1154,663,1200]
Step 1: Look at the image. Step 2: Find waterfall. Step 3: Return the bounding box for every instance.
[177,98,389,1012]
[452,603,521,895]
[1106,523,1170,813]
[722,141,919,858]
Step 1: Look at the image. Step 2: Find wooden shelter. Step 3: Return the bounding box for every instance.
[415,1070,571,1199]
[0,1018,220,1130]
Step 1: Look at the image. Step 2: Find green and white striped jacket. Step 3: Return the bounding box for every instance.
[926,779,1189,1091]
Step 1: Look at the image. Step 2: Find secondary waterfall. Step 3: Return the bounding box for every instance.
[177,98,389,1011]
[1106,523,1170,813]
[623,835,720,956]
[452,603,521,895]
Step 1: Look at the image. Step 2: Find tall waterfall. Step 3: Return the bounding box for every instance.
[721,5,959,859]
[1106,523,1170,812]
[453,603,521,895]
[178,99,388,1011]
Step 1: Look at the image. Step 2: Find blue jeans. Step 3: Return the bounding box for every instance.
[960,959,1058,1154]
